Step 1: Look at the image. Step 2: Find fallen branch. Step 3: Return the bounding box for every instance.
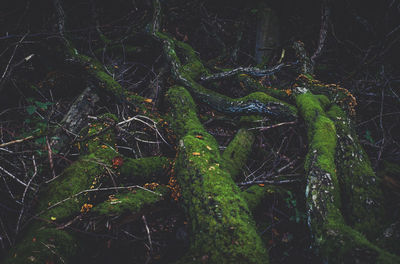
[237,179,301,186]
[0,135,34,148]
[200,63,289,82]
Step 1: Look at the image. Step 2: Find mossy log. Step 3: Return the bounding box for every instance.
[166,86,268,263]
[93,185,169,217]
[221,128,255,181]
[4,116,117,263]
[4,116,170,263]
[295,91,398,263]
[327,105,384,239]
[149,2,296,121]
[119,156,170,183]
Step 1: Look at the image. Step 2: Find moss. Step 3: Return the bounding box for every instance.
[241,185,284,212]
[93,185,168,216]
[4,117,118,263]
[165,85,203,138]
[297,93,337,181]
[221,129,255,181]
[167,86,268,263]
[296,93,398,262]
[39,117,117,220]
[64,43,146,107]
[159,31,297,120]
[327,104,384,239]
[238,74,291,102]
[4,226,78,264]
[119,156,170,183]
[317,207,400,264]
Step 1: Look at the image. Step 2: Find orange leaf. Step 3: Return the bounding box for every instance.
[192,152,201,156]
[258,183,265,187]
[195,135,203,139]
[144,98,153,103]
[112,156,124,167]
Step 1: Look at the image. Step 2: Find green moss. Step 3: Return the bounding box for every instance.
[241,185,283,212]
[296,93,398,262]
[297,93,337,177]
[316,207,400,263]
[238,75,291,101]
[119,156,170,183]
[221,129,255,181]
[165,86,203,138]
[159,31,297,120]
[39,117,117,220]
[4,117,118,263]
[167,86,268,263]
[327,104,384,239]
[93,185,168,216]
[4,226,78,264]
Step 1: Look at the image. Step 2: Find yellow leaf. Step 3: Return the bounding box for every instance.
[144,98,153,103]
[50,216,56,221]
[206,146,212,150]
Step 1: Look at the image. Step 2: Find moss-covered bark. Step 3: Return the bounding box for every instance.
[4,116,118,263]
[295,91,398,263]
[221,129,255,181]
[327,105,384,239]
[119,156,170,183]
[154,29,297,120]
[93,185,169,216]
[166,86,268,263]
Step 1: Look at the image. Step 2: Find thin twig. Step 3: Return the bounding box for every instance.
[0,165,35,190]
[0,32,29,86]
[238,178,301,186]
[200,63,291,82]
[0,135,34,148]
[15,155,38,235]
[142,215,153,263]
[248,121,297,131]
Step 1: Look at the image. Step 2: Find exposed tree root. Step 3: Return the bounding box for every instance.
[166,86,268,263]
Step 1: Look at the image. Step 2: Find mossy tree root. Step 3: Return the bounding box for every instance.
[296,92,399,263]
[5,115,171,263]
[4,116,118,263]
[119,156,170,183]
[93,185,169,217]
[327,105,384,239]
[221,128,255,181]
[149,1,296,120]
[166,86,268,263]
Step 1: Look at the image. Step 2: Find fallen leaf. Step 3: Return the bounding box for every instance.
[192,152,201,156]
[206,146,212,150]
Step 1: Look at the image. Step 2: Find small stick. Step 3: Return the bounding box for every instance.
[142,215,153,262]
[238,179,301,186]
[15,155,38,235]
[0,135,34,148]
